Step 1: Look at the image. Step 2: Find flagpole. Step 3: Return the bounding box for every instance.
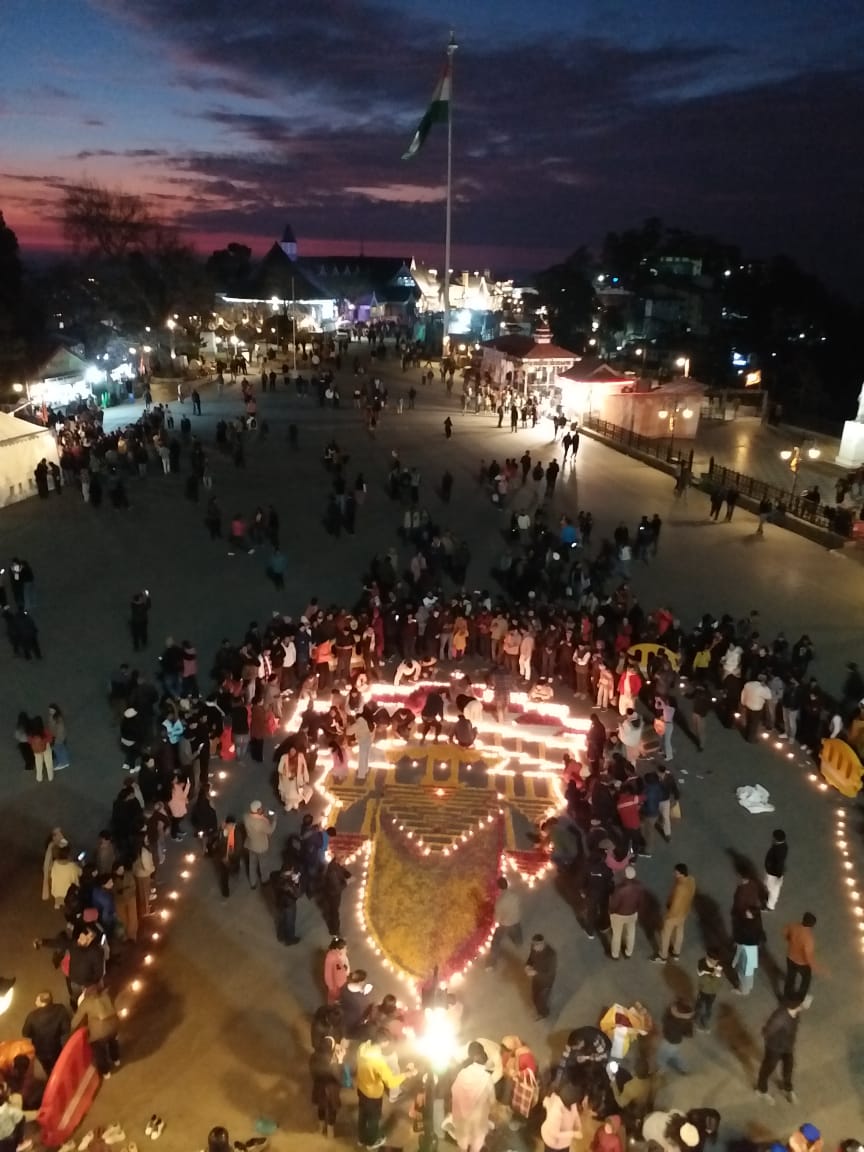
[443,30,457,361]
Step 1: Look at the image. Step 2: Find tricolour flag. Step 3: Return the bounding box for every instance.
[402,61,451,159]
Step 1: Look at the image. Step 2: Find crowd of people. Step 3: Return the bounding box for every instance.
[5,340,861,1152]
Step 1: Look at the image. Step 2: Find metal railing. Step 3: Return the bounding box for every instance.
[583,415,855,538]
[706,460,854,537]
[583,415,693,472]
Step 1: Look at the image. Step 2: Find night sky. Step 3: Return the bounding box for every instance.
[3,0,864,284]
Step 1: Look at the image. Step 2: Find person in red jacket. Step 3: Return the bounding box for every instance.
[592,1115,624,1152]
[616,783,642,856]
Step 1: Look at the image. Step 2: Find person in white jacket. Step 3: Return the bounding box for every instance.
[449,1042,495,1152]
[540,1082,583,1152]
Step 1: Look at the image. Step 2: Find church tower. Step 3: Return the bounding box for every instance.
[280,223,298,261]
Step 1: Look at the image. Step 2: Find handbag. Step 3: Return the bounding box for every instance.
[511,1069,539,1118]
[671,800,682,819]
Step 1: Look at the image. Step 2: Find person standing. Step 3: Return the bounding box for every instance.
[355,1028,410,1149]
[731,875,764,995]
[112,863,138,943]
[783,912,817,1000]
[323,937,350,1004]
[271,862,303,945]
[70,984,121,1078]
[28,717,54,783]
[689,682,711,751]
[525,934,557,1020]
[129,590,151,650]
[47,704,70,771]
[540,1080,583,1152]
[243,801,276,889]
[213,814,244,899]
[348,710,374,782]
[22,991,71,1075]
[487,877,522,967]
[755,998,807,1104]
[694,951,724,1032]
[656,763,679,842]
[652,863,696,963]
[449,1042,496,1152]
[310,1035,343,1138]
[724,487,739,521]
[320,856,352,936]
[764,829,788,911]
[608,866,644,960]
[656,998,694,1074]
[740,675,772,741]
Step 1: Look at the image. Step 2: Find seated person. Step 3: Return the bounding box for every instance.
[394,658,421,687]
[451,715,477,749]
[390,707,415,741]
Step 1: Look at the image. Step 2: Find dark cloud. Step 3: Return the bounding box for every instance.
[71,148,169,160]
[69,1,864,285]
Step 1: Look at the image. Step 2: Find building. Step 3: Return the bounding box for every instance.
[22,347,96,407]
[556,358,638,421]
[216,225,338,332]
[296,256,418,322]
[594,377,707,441]
[0,411,60,508]
[480,323,577,397]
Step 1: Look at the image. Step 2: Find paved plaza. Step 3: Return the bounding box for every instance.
[2,352,863,1149]
[691,417,854,500]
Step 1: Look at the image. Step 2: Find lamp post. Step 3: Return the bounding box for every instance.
[676,356,691,378]
[657,404,694,457]
[779,444,820,496]
[291,276,297,373]
[166,317,176,361]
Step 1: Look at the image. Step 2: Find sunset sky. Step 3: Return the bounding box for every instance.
[2,0,863,284]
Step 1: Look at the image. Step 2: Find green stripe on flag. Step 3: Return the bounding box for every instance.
[402,69,450,159]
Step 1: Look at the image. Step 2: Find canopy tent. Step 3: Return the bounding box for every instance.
[0,412,59,508]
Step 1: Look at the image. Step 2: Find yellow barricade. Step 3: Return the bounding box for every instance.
[626,642,680,674]
[819,737,863,798]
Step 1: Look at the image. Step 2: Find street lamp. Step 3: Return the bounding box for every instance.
[657,403,694,456]
[0,976,16,1015]
[780,445,820,496]
[676,356,691,377]
[166,317,176,361]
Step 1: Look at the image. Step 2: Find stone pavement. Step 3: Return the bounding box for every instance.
[1,355,862,1150]
[692,416,852,499]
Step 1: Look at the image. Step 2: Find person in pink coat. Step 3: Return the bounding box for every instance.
[323,937,350,1004]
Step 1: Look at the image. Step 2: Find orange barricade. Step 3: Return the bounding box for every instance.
[37,1028,100,1148]
[819,737,864,798]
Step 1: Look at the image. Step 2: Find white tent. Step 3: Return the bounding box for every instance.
[0,412,59,508]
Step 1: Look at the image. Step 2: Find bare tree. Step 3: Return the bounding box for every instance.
[62,182,159,259]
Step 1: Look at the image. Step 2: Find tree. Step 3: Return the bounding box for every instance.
[207,243,253,296]
[534,246,595,349]
[59,182,214,339]
[62,183,156,260]
[0,212,34,386]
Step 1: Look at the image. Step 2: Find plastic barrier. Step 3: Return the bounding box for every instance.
[626,643,680,675]
[37,1028,100,1148]
[819,737,863,798]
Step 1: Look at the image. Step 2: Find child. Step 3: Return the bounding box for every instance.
[695,951,724,1031]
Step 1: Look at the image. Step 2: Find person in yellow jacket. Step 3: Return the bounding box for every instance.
[355,1028,414,1149]
[652,863,696,963]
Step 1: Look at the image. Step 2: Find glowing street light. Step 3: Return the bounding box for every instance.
[0,977,15,1016]
[779,444,820,496]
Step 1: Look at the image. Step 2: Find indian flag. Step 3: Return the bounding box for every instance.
[402,61,451,159]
